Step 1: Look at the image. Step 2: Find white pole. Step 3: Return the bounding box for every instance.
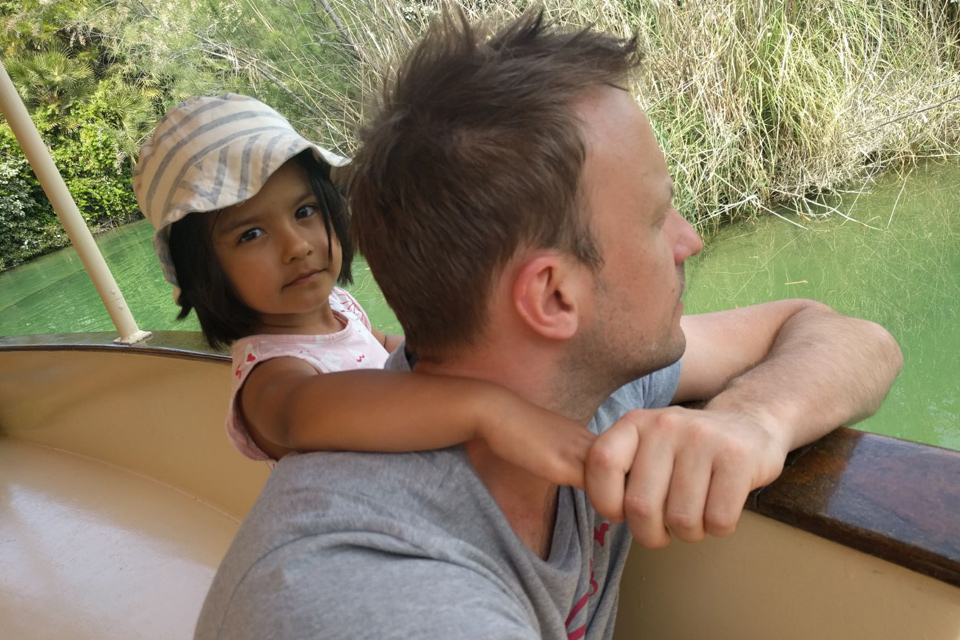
[0,58,150,344]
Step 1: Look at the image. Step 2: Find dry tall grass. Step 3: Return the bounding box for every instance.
[182,0,960,233]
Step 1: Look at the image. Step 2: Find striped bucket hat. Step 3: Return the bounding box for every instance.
[133,93,348,288]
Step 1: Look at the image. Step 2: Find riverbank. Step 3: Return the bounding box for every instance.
[4,0,960,270]
[142,0,959,237]
[339,1,960,236]
[0,212,143,274]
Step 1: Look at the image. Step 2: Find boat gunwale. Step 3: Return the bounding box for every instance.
[0,331,229,363]
[2,331,958,589]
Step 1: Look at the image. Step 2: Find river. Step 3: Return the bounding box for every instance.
[1,163,957,450]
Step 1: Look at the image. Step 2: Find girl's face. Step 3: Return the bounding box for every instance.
[208,159,343,333]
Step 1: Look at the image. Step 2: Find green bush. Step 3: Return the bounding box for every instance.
[32,80,141,224]
[0,82,145,270]
[0,125,65,270]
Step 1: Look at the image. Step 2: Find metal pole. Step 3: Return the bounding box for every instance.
[0,58,151,344]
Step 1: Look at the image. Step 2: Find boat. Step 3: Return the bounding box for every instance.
[0,59,958,640]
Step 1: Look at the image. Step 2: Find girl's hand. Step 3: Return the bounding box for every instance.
[480,397,596,489]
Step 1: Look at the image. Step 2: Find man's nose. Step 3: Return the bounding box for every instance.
[673,210,703,263]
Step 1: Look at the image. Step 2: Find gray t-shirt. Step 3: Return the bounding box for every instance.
[195,355,681,640]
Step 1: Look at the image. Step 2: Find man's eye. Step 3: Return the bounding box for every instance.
[237,228,263,244]
[296,205,317,220]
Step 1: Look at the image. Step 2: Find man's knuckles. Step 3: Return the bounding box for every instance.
[664,509,706,542]
[623,492,661,523]
[703,506,740,537]
[586,438,625,473]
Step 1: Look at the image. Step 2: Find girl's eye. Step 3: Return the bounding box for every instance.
[295,205,317,220]
[237,228,264,244]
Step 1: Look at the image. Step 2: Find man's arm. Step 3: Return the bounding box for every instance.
[586,299,902,548]
[675,299,902,445]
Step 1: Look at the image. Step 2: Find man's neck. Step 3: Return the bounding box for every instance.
[415,348,608,559]
[464,439,559,558]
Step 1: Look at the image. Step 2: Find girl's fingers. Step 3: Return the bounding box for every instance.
[537,426,594,488]
[491,410,594,488]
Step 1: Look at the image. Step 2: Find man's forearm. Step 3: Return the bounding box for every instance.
[703,302,903,451]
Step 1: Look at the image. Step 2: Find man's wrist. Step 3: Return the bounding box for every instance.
[702,392,793,456]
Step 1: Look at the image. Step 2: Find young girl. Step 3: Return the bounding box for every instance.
[133,93,593,484]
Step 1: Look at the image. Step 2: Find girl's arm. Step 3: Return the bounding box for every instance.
[241,357,595,488]
[370,328,404,353]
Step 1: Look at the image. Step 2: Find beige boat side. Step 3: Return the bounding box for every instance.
[1,334,959,639]
[0,334,268,639]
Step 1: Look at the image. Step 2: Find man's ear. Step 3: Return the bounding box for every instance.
[511,253,583,341]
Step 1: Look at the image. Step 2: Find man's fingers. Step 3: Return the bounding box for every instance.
[662,443,713,543]
[585,418,640,522]
[621,429,675,548]
[702,459,753,537]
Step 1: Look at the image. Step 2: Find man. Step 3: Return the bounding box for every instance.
[195,10,901,639]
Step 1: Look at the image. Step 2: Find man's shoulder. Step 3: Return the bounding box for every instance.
[195,449,540,639]
[249,448,476,538]
[207,448,509,593]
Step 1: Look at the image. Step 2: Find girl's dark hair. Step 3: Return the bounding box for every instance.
[168,150,354,350]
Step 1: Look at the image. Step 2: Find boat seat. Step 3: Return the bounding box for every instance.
[0,438,239,639]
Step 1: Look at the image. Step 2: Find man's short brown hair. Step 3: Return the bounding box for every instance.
[350,9,640,359]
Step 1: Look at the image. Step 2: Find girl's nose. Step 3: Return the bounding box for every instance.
[281,227,313,262]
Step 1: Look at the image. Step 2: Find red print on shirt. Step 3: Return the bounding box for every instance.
[566,520,610,639]
[565,560,598,640]
[593,523,610,547]
[237,352,257,378]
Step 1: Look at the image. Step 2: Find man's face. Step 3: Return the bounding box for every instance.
[573,86,703,384]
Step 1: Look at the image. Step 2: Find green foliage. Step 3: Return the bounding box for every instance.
[0,82,143,269]
[3,0,960,271]
[0,126,64,270]
[5,45,96,112]
[626,0,960,234]
[0,0,161,269]
[38,87,141,223]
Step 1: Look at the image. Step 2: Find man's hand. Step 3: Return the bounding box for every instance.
[585,406,789,548]
[587,299,901,548]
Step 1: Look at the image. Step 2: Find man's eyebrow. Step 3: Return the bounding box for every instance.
[603,82,630,93]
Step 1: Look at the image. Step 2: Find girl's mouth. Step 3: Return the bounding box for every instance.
[284,270,321,287]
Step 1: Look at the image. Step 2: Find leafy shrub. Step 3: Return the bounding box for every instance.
[0,125,65,270]
[0,81,146,270]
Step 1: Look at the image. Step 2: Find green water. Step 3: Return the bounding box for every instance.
[0,164,957,450]
[684,163,959,451]
[0,218,400,336]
